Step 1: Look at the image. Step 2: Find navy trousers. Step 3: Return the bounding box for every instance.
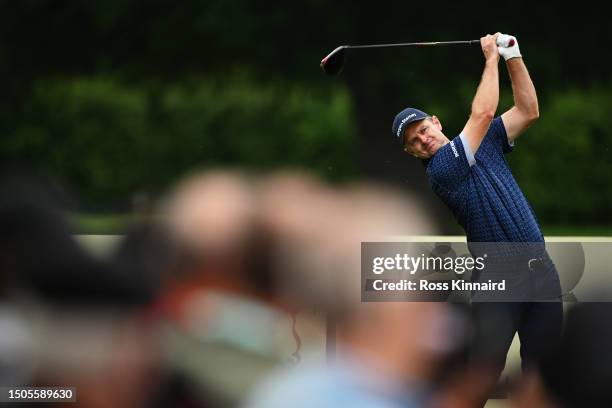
[470,301,563,372]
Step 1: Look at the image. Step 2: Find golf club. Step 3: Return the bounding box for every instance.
[320,38,515,75]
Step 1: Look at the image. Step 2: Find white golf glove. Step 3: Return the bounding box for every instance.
[496,33,521,61]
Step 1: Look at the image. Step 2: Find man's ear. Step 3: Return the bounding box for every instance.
[403,146,418,157]
[431,115,443,131]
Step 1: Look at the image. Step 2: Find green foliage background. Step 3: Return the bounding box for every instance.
[0,1,610,228]
[2,76,354,207]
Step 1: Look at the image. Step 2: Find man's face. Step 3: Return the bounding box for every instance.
[403,116,449,159]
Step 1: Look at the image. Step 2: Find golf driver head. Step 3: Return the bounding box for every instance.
[320,46,347,76]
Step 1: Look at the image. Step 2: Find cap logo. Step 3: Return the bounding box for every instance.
[396,113,417,137]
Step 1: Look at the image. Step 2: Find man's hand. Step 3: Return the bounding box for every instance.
[497,34,522,61]
[480,33,500,63]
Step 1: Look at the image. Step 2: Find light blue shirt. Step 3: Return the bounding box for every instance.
[245,353,428,408]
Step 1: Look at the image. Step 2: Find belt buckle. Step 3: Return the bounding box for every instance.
[528,257,544,271]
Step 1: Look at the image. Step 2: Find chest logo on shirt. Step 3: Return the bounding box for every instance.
[450,141,459,158]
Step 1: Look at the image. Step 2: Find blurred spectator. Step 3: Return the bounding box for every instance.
[0,175,164,408]
[511,301,612,408]
[156,171,296,407]
[0,174,152,306]
[246,179,469,407]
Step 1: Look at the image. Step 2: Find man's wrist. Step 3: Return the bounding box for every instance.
[505,56,524,64]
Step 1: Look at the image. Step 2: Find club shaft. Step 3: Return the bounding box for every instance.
[345,40,479,49]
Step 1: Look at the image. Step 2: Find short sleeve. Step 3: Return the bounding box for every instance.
[460,132,476,166]
[487,116,514,155]
[426,135,471,190]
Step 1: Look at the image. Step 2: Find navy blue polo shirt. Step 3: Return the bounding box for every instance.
[427,117,543,243]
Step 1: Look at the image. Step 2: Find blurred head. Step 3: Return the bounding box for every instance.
[338,187,464,382]
[259,175,463,381]
[160,170,277,301]
[162,171,256,258]
[256,172,343,311]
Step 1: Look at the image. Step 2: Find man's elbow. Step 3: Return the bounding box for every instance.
[470,109,495,124]
[525,107,539,125]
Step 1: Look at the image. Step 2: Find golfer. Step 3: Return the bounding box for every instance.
[391,33,562,392]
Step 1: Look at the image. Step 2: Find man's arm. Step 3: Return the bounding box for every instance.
[501,56,539,142]
[461,34,500,155]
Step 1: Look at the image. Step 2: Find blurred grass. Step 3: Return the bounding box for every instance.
[541,225,612,237]
[70,213,137,234]
[69,213,612,237]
